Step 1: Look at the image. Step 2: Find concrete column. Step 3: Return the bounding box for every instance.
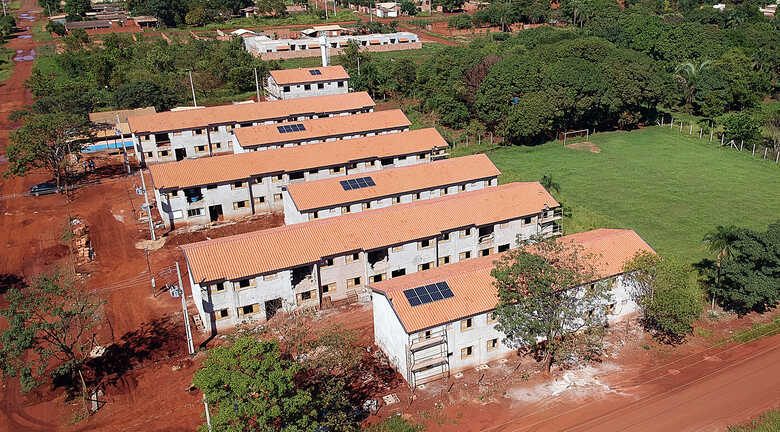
[248,177,256,215]
[206,127,214,157]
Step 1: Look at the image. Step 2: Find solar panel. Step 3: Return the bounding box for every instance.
[277,124,306,134]
[402,281,453,307]
[338,176,376,191]
[309,69,322,75]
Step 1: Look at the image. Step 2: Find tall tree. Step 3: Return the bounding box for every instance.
[5,112,92,190]
[674,60,712,109]
[713,222,780,316]
[492,237,610,372]
[623,252,703,342]
[702,225,739,308]
[539,173,560,195]
[192,337,318,432]
[0,271,103,393]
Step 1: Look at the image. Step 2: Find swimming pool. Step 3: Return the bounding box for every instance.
[83,141,135,153]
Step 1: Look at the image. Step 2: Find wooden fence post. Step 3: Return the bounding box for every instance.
[710,129,713,142]
[689,123,693,135]
[699,128,703,138]
[721,134,724,146]
[764,148,768,159]
[670,118,674,129]
[740,140,743,151]
[752,143,755,157]
[680,121,683,132]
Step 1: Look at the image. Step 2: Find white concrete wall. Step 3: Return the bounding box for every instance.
[372,292,410,378]
[265,76,349,101]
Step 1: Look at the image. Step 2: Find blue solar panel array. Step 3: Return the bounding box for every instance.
[339,176,376,191]
[277,124,306,134]
[403,282,454,307]
[309,69,322,75]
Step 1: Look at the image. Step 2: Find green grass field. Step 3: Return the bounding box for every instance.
[454,126,780,262]
[0,47,14,82]
[728,409,780,432]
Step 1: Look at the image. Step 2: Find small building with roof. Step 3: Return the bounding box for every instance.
[265,66,350,101]
[370,228,654,387]
[282,154,500,225]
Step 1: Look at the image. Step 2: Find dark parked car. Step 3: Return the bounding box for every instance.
[29,182,61,196]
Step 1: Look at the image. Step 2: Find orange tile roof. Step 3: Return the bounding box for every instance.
[233,109,411,148]
[286,154,500,212]
[89,107,156,125]
[181,182,559,283]
[148,128,448,190]
[127,92,374,134]
[269,65,350,85]
[371,229,655,333]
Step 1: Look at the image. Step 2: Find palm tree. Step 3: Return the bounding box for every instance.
[674,60,712,109]
[702,225,739,310]
[540,173,560,195]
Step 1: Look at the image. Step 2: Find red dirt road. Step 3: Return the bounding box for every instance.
[428,332,780,432]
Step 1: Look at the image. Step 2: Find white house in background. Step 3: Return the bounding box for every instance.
[231,109,411,153]
[181,183,562,333]
[375,2,400,17]
[371,228,655,387]
[127,92,375,165]
[148,128,449,227]
[265,66,350,101]
[243,32,420,57]
[282,154,500,225]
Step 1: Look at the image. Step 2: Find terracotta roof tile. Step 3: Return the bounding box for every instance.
[148,128,447,190]
[89,107,156,125]
[371,229,655,333]
[269,65,350,85]
[181,182,559,283]
[233,109,411,148]
[127,92,374,134]
[286,154,500,211]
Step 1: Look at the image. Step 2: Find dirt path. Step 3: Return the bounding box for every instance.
[424,332,780,432]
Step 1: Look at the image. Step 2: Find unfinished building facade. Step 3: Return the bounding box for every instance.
[127,92,375,164]
[148,129,449,227]
[181,183,562,332]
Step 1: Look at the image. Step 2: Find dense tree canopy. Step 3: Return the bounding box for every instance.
[699,222,780,316]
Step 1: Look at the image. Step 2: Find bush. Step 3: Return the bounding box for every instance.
[448,14,473,29]
[46,21,66,36]
[365,416,424,432]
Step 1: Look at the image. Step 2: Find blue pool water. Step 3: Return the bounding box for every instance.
[83,141,134,153]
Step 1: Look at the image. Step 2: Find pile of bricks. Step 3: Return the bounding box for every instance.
[71,218,95,266]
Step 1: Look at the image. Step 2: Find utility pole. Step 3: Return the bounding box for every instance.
[139,169,156,241]
[116,114,130,175]
[325,0,329,19]
[253,67,261,102]
[176,262,195,355]
[188,70,198,107]
[2,0,6,17]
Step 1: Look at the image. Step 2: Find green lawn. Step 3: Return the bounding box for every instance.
[454,126,780,262]
[272,42,448,69]
[728,410,780,432]
[0,47,14,83]
[31,21,53,42]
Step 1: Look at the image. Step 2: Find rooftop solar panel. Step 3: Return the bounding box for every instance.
[277,124,306,134]
[338,176,376,191]
[340,180,352,190]
[309,69,322,75]
[402,281,453,307]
